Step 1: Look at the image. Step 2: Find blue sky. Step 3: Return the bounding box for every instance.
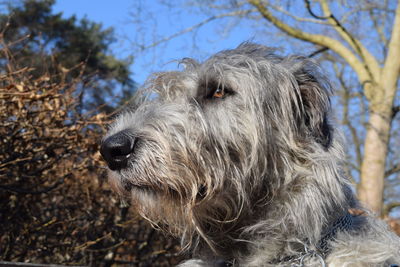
[53,0,258,86]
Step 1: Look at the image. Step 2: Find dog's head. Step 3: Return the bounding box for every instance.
[100,43,335,249]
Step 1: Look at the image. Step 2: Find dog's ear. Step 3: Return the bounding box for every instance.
[293,62,333,149]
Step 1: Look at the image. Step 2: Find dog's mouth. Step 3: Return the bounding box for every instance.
[121,180,152,193]
[121,179,187,202]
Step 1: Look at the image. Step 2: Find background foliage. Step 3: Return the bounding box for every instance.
[0,0,182,265]
[0,0,134,113]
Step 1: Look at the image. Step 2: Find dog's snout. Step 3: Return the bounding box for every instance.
[100,132,135,171]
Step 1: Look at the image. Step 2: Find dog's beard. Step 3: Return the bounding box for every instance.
[108,166,197,227]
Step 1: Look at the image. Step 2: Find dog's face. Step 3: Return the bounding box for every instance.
[100,43,332,241]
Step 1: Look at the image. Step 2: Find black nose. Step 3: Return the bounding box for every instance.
[100,132,135,171]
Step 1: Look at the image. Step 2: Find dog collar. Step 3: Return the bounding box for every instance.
[317,211,354,257]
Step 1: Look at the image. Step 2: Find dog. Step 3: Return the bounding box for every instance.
[101,43,400,266]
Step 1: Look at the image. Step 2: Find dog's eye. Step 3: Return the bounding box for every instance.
[203,82,233,99]
[207,86,231,99]
[212,87,225,99]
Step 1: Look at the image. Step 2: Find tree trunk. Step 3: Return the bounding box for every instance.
[358,2,400,216]
[358,84,394,216]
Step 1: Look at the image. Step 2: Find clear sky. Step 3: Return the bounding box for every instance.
[53,0,259,86]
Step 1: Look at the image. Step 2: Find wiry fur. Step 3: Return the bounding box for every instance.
[103,43,400,266]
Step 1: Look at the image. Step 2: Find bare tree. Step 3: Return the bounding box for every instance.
[130,0,400,217]
[247,0,400,217]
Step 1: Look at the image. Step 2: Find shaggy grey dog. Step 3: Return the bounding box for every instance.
[100,43,400,266]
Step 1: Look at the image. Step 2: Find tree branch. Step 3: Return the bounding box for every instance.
[269,4,329,25]
[315,0,380,81]
[333,62,362,168]
[393,105,400,119]
[138,10,253,51]
[385,163,400,177]
[369,7,389,56]
[304,0,330,20]
[0,177,65,195]
[382,0,400,86]
[247,0,372,85]
[308,47,329,58]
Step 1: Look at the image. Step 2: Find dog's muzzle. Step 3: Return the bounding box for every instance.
[100,131,136,171]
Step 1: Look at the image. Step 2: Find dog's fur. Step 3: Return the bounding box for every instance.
[102,43,400,266]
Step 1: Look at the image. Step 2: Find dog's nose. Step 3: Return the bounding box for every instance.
[100,132,135,171]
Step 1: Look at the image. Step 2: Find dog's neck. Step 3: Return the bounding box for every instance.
[268,211,354,266]
[206,210,355,267]
[194,179,356,265]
